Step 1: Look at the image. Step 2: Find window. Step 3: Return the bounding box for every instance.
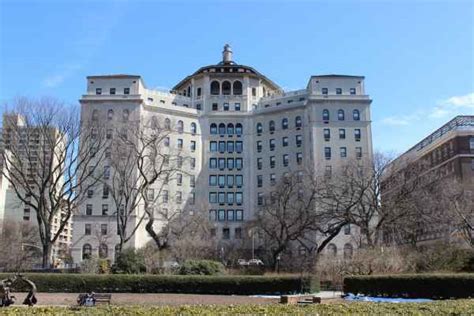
[354,129,361,141]
[222,81,231,95]
[233,81,242,95]
[92,109,99,121]
[235,103,241,111]
[269,120,275,133]
[338,128,346,139]
[256,123,263,134]
[223,228,230,240]
[283,154,289,167]
[227,123,234,135]
[110,88,116,95]
[103,166,110,179]
[219,123,226,135]
[257,175,263,187]
[235,141,243,153]
[270,156,276,168]
[227,158,234,170]
[344,224,351,235]
[218,192,225,204]
[225,141,234,153]
[107,109,114,120]
[325,147,331,160]
[257,158,262,170]
[123,109,129,122]
[210,158,217,169]
[227,209,235,220]
[257,141,262,152]
[327,243,337,257]
[102,185,109,199]
[282,118,288,130]
[344,243,353,259]
[235,192,243,205]
[350,88,356,95]
[325,165,332,178]
[235,227,242,239]
[236,210,243,221]
[340,147,347,158]
[296,153,303,165]
[235,175,243,187]
[191,123,197,135]
[282,137,288,147]
[101,224,108,235]
[227,193,234,205]
[197,87,202,97]
[176,192,182,204]
[235,158,243,170]
[86,204,93,216]
[324,128,330,141]
[353,109,360,121]
[270,173,276,186]
[164,137,170,147]
[177,120,184,133]
[209,175,217,186]
[190,141,196,151]
[191,158,196,169]
[336,88,342,95]
[123,87,130,95]
[164,118,171,130]
[82,244,92,260]
[212,103,218,111]
[102,204,108,216]
[209,192,217,204]
[85,224,91,235]
[470,137,474,150]
[177,173,182,186]
[219,141,226,153]
[210,81,220,95]
[257,193,263,206]
[196,104,201,110]
[269,139,275,151]
[209,209,217,221]
[210,123,217,135]
[338,109,345,121]
[322,109,330,121]
[252,87,257,97]
[227,175,234,188]
[356,147,362,159]
[223,103,229,111]
[162,190,168,203]
[296,135,302,147]
[177,139,183,149]
[322,88,328,95]
[218,175,225,188]
[295,116,302,129]
[210,141,217,152]
[235,123,243,136]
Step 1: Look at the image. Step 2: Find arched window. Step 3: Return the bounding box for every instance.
[295,116,302,129]
[107,109,113,121]
[99,243,108,259]
[190,122,197,135]
[219,123,226,135]
[222,81,231,95]
[282,118,288,130]
[322,109,330,121]
[92,110,99,121]
[122,109,129,122]
[233,81,243,95]
[327,243,337,257]
[177,120,184,133]
[164,118,171,130]
[210,81,220,95]
[235,123,243,136]
[353,109,360,121]
[210,123,217,135]
[82,243,92,260]
[344,243,353,259]
[256,123,263,134]
[227,123,234,135]
[338,109,345,121]
[151,116,159,129]
[269,120,275,132]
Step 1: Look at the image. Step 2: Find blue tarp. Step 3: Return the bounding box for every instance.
[344,293,433,303]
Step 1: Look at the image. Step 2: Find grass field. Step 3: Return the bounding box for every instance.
[0,300,473,315]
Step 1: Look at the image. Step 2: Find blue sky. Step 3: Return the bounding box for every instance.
[1,0,473,154]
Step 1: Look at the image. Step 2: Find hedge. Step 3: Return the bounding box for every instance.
[0,273,319,295]
[1,301,474,315]
[344,273,474,299]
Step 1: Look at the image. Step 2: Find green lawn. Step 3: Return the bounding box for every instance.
[1,300,473,315]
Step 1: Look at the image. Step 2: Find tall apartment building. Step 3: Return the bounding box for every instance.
[0,114,73,265]
[381,115,474,244]
[71,45,373,263]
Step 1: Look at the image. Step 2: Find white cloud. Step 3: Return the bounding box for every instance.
[42,64,82,88]
[429,92,474,119]
[440,92,474,109]
[379,113,421,126]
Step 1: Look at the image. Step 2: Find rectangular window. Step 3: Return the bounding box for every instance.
[325,165,332,178]
[235,158,243,170]
[177,173,182,186]
[355,129,361,141]
[270,156,276,168]
[282,137,288,147]
[322,88,328,95]
[218,192,225,205]
[336,88,342,95]
[96,88,102,95]
[210,158,217,169]
[209,209,217,221]
[257,192,263,206]
[102,185,109,199]
[235,227,242,239]
[101,224,108,235]
[227,209,235,221]
[269,139,275,151]
[235,103,241,111]
[87,189,94,198]
[191,158,196,169]
[227,141,234,153]
[350,88,356,95]
[227,193,234,205]
[86,204,93,216]
[257,158,262,170]
[296,135,302,147]
[218,158,226,170]
[147,188,155,200]
[236,209,243,221]
[227,158,234,170]
[176,192,182,204]
[339,129,346,139]
[209,192,217,204]
[106,129,113,140]
[85,224,91,235]
[219,141,226,153]
[190,175,196,187]
[218,175,226,188]
[296,153,303,165]
[340,147,347,158]
[110,88,116,95]
[124,88,130,95]
[190,141,196,151]
[177,139,183,149]
[257,175,263,187]
[257,141,262,152]
[209,175,217,186]
[270,173,276,186]
[235,192,243,205]
[210,141,217,152]
[212,103,218,111]
[344,224,351,235]
[102,204,108,216]
[218,209,226,221]
[196,104,202,110]
[235,141,243,153]
[227,175,234,188]
[283,154,289,167]
[356,147,363,159]
[325,147,331,160]
[223,103,229,111]
[324,128,330,141]
[223,228,230,239]
[236,175,243,187]
[162,190,168,203]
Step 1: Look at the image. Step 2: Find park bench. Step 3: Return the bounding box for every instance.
[280,295,321,305]
[77,293,112,305]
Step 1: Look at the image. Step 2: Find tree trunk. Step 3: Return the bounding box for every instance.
[42,243,53,269]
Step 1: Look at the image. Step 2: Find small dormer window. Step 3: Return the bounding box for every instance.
[336,88,342,95]
[96,88,102,95]
[350,88,356,95]
[124,88,130,95]
[322,88,328,95]
[110,88,116,95]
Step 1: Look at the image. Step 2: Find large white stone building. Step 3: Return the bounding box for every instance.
[71,45,373,263]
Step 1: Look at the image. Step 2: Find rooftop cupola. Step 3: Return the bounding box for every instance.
[222,44,233,64]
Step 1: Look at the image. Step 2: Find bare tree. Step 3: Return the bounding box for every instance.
[0,97,107,268]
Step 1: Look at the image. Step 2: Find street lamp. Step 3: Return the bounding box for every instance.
[276,254,281,274]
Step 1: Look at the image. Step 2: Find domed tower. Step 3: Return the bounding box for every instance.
[221,44,234,65]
